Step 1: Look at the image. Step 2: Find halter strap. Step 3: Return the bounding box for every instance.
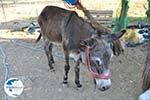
[86,47,111,79]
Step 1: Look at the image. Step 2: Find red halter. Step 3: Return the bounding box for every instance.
[86,47,111,79]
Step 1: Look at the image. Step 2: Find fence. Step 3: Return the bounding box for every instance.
[0,0,148,22]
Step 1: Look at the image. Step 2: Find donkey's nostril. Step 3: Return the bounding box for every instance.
[102,86,106,91]
[101,86,109,91]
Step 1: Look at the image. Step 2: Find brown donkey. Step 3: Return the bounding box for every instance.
[139,43,150,100]
[37,6,126,91]
[142,43,150,92]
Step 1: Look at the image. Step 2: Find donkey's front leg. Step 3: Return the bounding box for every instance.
[74,59,82,88]
[62,45,70,86]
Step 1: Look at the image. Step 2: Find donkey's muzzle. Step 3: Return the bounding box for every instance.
[95,78,111,91]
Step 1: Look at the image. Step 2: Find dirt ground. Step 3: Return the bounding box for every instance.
[0,1,149,100]
[0,20,149,100]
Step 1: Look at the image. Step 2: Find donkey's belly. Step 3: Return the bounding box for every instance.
[46,32,62,43]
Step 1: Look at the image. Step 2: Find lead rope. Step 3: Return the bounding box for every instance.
[0,46,8,100]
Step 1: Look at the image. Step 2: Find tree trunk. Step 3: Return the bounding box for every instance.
[114,0,129,32]
[146,0,150,21]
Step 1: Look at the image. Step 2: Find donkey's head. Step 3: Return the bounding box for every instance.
[80,30,126,91]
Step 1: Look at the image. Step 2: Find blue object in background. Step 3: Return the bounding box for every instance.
[7,79,18,85]
[64,0,78,5]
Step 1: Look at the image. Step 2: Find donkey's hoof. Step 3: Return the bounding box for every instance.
[50,69,56,72]
[62,83,69,88]
[51,60,55,64]
[48,67,55,72]
[76,85,83,91]
[77,84,82,88]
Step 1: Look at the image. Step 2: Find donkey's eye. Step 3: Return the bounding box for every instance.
[95,58,102,65]
[91,57,102,65]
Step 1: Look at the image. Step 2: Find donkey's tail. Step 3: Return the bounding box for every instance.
[36,32,42,43]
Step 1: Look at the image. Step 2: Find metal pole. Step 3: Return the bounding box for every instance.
[0,46,8,100]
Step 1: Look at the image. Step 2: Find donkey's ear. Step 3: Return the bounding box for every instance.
[80,40,88,47]
[80,35,96,47]
[79,38,95,51]
[79,40,88,51]
[102,29,126,42]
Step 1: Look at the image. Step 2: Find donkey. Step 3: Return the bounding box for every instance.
[138,43,150,100]
[37,6,126,91]
[142,43,150,92]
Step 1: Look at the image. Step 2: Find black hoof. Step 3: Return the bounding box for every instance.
[63,81,68,84]
[77,84,82,88]
[62,81,69,87]
[48,66,55,72]
[76,84,83,91]
[51,60,55,64]
[48,63,54,70]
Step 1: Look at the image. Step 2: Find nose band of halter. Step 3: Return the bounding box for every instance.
[86,47,111,79]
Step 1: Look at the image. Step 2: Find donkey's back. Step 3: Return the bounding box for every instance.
[38,6,75,42]
[38,6,95,50]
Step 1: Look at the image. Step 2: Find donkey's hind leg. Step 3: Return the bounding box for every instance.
[74,59,82,88]
[44,41,55,70]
